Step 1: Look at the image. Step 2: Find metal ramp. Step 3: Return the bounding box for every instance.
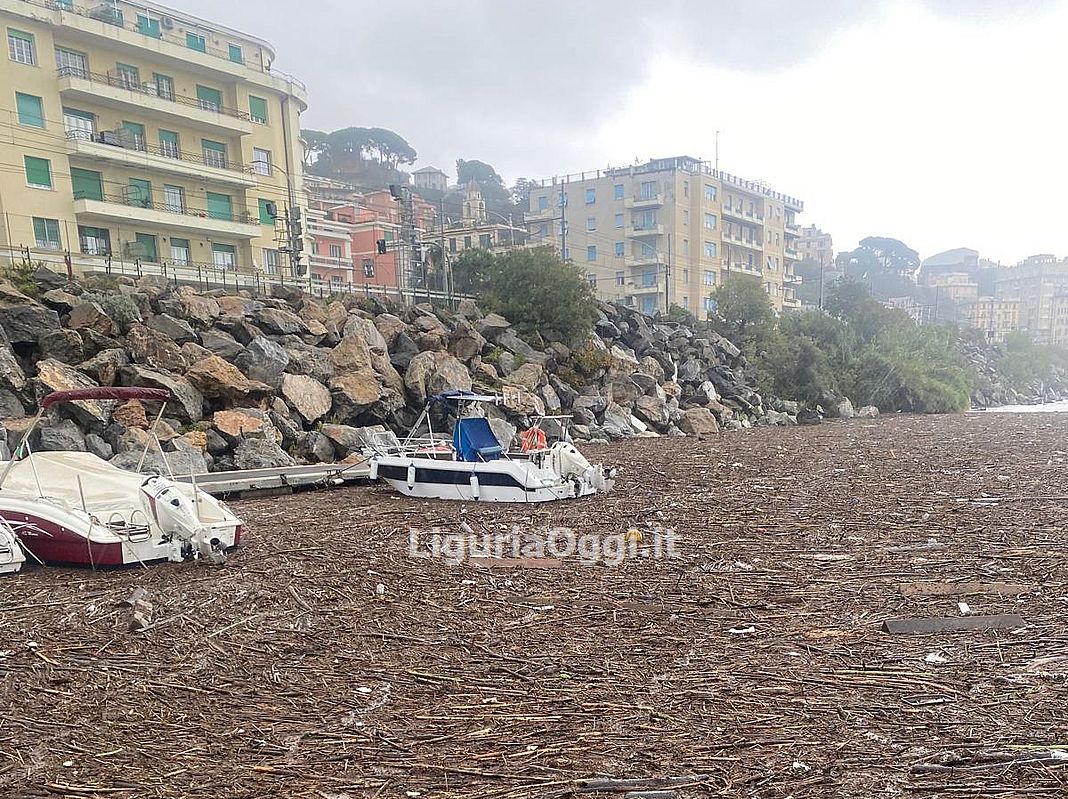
[173,459,372,498]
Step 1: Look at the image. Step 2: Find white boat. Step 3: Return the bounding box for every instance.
[0,387,242,568]
[0,518,25,575]
[368,390,615,503]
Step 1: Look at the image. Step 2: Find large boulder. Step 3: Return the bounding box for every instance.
[388,331,420,372]
[477,312,510,339]
[329,371,385,418]
[320,423,366,457]
[857,405,880,419]
[232,437,295,470]
[836,398,856,419]
[234,337,289,390]
[283,343,335,385]
[38,329,85,365]
[120,365,203,423]
[633,395,670,429]
[448,319,486,362]
[38,419,87,452]
[329,332,372,373]
[125,324,187,374]
[294,431,335,463]
[506,362,544,391]
[0,390,24,419]
[373,313,407,347]
[253,306,308,336]
[185,355,251,401]
[282,373,332,423]
[343,315,389,352]
[176,288,221,328]
[0,336,27,392]
[79,348,128,387]
[211,408,276,443]
[404,351,472,406]
[200,330,245,361]
[679,407,720,436]
[609,377,643,408]
[40,288,81,314]
[0,282,60,345]
[34,359,113,425]
[496,329,548,365]
[112,399,149,429]
[68,302,116,337]
[147,313,196,344]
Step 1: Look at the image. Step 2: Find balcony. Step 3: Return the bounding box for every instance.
[785,223,801,237]
[308,254,354,274]
[74,193,261,238]
[623,194,664,209]
[625,224,664,238]
[65,131,256,187]
[57,68,254,137]
[782,296,802,309]
[784,272,802,285]
[785,247,801,260]
[625,252,666,268]
[524,207,557,222]
[722,230,762,250]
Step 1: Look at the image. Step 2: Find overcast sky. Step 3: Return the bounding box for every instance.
[184,0,1066,264]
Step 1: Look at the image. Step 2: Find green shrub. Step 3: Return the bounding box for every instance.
[0,261,42,299]
[82,291,142,330]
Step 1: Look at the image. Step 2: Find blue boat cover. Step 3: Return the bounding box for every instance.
[453,417,503,462]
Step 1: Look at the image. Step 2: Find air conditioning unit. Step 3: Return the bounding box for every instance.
[161,16,174,28]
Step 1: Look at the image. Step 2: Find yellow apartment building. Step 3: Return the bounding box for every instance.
[958,297,1019,344]
[0,0,308,278]
[994,255,1068,343]
[525,155,804,314]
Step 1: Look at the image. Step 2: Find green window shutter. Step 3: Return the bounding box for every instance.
[186,32,206,52]
[71,168,102,201]
[228,44,243,63]
[33,218,61,248]
[201,139,226,153]
[136,15,160,38]
[134,233,158,262]
[24,156,51,188]
[248,95,268,123]
[127,178,152,208]
[206,192,233,221]
[15,93,43,127]
[258,198,274,225]
[195,85,222,109]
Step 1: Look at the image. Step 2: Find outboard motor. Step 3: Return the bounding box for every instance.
[139,476,223,562]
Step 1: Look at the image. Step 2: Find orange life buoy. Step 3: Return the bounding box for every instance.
[520,427,547,452]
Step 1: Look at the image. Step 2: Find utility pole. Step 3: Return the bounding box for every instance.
[665,233,671,314]
[558,182,567,261]
[438,197,450,305]
[818,257,825,311]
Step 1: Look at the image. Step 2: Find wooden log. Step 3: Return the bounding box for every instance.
[882,615,1026,634]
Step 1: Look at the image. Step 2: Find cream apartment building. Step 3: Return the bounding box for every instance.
[525,156,803,315]
[0,0,308,277]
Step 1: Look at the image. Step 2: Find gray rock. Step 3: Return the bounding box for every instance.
[85,432,114,460]
[573,394,608,417]
[37,329,84,365]
[595,319,621,339]
[0,337,27,392]
[0,389,24,418]
[836,398,856,419]
[281,373,331,423]
[496,328,548,365]
[119,365,204,423]
[764,410,797,426]
[147,313,196,344]
[679,407,720,436]
[486,418,516,451]
[856,405,880,419]
[283,343,334,385]
[40,289,81,314]
[609,377,642,408]
[404,351,472,406]
[200,330,245,360]
[234,337,290,390]
[253,306,308,336]
[388,331,420,372]
[0,282,60,344]
[80,348,128,387]
[496,351,516,375]
[633,395,670,429]
[448,318,486,362]
[477,312,511,338]
[232,437,296,470]
[678,358,704,383]
[294,431,335,463]
[38,419,87,452]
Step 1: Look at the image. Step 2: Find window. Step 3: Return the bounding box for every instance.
[202,139,227,169]
[329,244,342,259]
[136,14,160,38]
[615,271,625,286]
[8,29,35,65]
[252,148,272,175]
[479,233,492,248]
[71,168,102,201]
[682,239,689,256]
[537,195,548,211]
[186,32,206,52]
[206,192,233,221]
[641,296,656,314]
[121,121,145,150]
[683,181,689,198]
[703,297,715,313]
[682,210,689,226]
[158,130,179,158]
[78,225,110,255]
[228,44,243,63]
[24,156,51,188]
[32,218,61,250]
[614,213,624,228]
[639,181,657,200]
[587,245,597,262]
[258,198,275,225]
[683,269,689,283]
[642,269,656,287]
[249,96,268,124]
[196,84,222,112]
[586,216,596,232]
[463,236,471,249]
[703,270,715,286]
[15,93,43,127]
[704,184,717,201]
[126,178,151,208]
[262,248,280,275]
[63,107,94,139]
[585,188,596,204]
[615,241,625,257]
[448,238,456,252]
[116,63,140,89]
[153,73,175,100]
[54,47,87,79]
[704,213,717,230]
[639,241,656,257]
[682,296,688,309]
[614,184,624,200]
[704,241,717,258]
[170,238,191,265]
[134,233,158,262]
[639,210,656,228]
[212,243,237,270]
[163,185,185,213]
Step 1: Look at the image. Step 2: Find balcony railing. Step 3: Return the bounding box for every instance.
[80,191,256,225]
[65,129,254,175]
[57,67,251,121]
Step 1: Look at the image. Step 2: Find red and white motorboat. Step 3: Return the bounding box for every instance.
[0,387,242,569]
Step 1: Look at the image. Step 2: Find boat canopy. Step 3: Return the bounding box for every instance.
[453,418,503,462]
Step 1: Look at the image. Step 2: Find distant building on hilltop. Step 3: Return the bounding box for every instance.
[433,183,527,256]
[797,225,833,267]
[958,298,1020,344]
[525,155,804,314]
[413,166,449,193]
[994,254,1068,343]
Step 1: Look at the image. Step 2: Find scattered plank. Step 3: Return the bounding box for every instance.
[467,557,563,569]
[899,581,1032,597]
